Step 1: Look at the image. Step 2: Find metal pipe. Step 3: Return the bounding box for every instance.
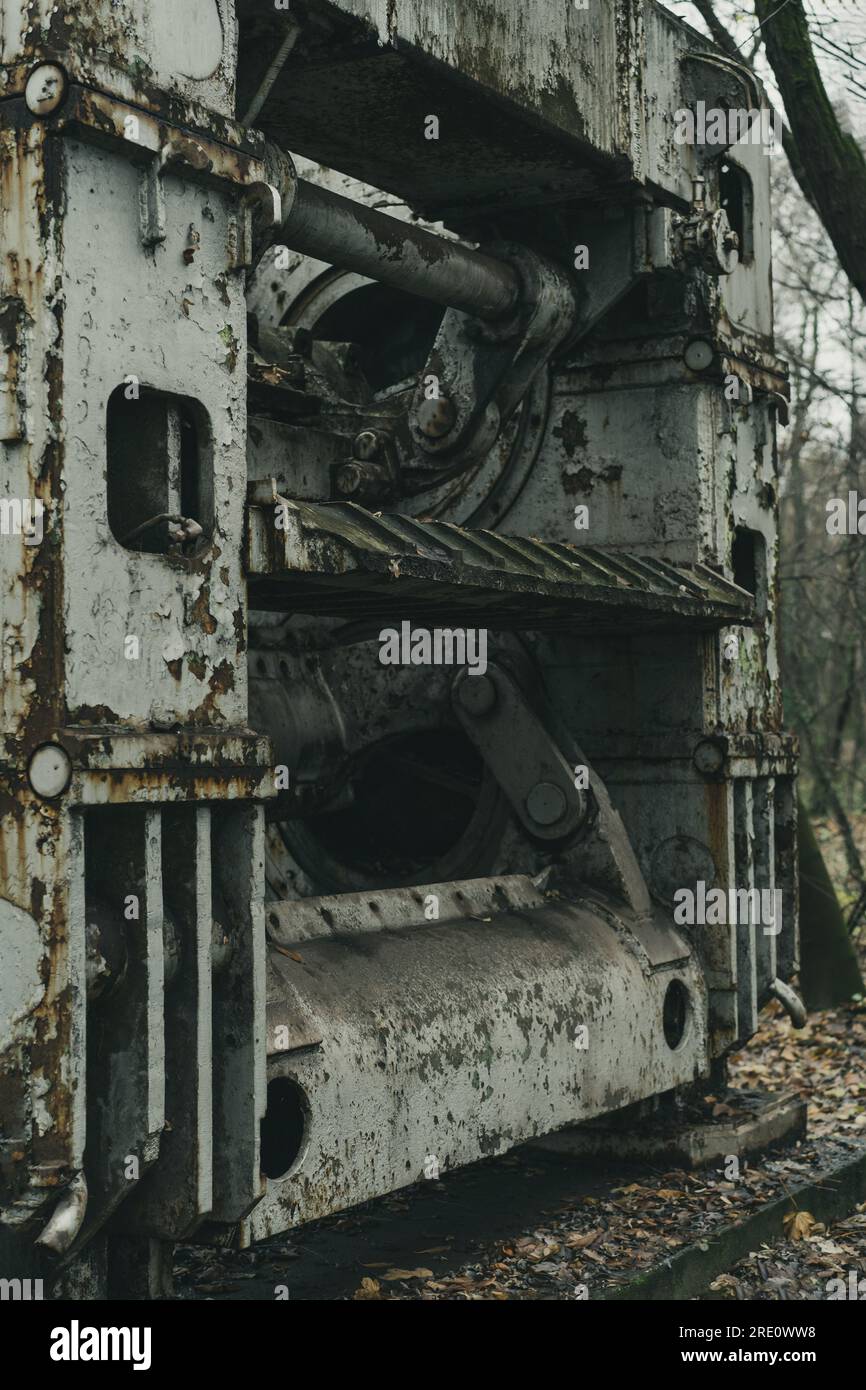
[769,977,808,1028]
[280,179,520,323]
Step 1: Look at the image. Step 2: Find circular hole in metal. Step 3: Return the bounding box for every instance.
[298,281,444,392]
[260,1078,309,1179]
[300,729,490,883]
[663,979,689,1050]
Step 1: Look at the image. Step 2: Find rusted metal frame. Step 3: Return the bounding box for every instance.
[561,336,790,394]
[0,112,80,1234]
[208,804,267,1226]
[582,730,798,774]
[61,730,276,808]
[0,35,249,155]
[61,86,265,181]
[753,776,778,1004]
[0,59,272,1257]
[733,778,759,1042]
[68,807,166,1257]
[774,780,799,982]
[52,84,277,265]
[0,83,265,180]
[118,806,214,1241]
[1,82,278,275]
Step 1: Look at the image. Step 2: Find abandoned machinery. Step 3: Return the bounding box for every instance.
[0,1,798,1294]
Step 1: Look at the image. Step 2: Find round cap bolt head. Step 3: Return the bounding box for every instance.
[415,395,456,439]
[684,338,714,372]
[28,743,72,799]
[454,672,496,716]
[693,738,726,775]
[25,64,67,116]
[353,430,381,462]
[525,781,568,828]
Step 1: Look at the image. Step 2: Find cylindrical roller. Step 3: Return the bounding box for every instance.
[280,178,520,322]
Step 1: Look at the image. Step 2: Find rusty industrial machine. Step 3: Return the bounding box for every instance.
[1,1,799,1297]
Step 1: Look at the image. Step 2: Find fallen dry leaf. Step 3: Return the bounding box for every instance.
[709,1274,739,1295]
[566,1229,602,1249]
[783,1210,817,1242]
[353,1278,382,1300]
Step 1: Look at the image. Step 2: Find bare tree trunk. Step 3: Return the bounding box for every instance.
[798,807,864,1009]
[754,0,866,306]
[692,0,816,207]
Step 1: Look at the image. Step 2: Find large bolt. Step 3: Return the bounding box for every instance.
[683,337,714,372]
[415,394,457,439]
[454,672,496,716]
[334,458,394,501]
[335,463,364,496]
[525,781,568,828]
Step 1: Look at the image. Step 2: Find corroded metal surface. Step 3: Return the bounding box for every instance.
[0,1,270,1269]
[236,0,698,215]
[280,177,521,322]
[1,0,239,124]
[251,893,707,1236]
[1,0,799,1290]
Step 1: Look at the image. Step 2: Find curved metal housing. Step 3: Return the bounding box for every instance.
[250,878,707,1237]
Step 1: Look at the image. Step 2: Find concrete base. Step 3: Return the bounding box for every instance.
[531,1090,807,1169]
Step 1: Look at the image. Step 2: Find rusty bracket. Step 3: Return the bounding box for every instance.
[406,243,577,476]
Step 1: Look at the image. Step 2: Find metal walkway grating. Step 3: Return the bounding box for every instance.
[246,491,756,633]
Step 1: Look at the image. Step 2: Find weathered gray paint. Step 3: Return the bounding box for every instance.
[0,0,799,1281]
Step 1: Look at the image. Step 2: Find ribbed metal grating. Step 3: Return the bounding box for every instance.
[247,492,756,633]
